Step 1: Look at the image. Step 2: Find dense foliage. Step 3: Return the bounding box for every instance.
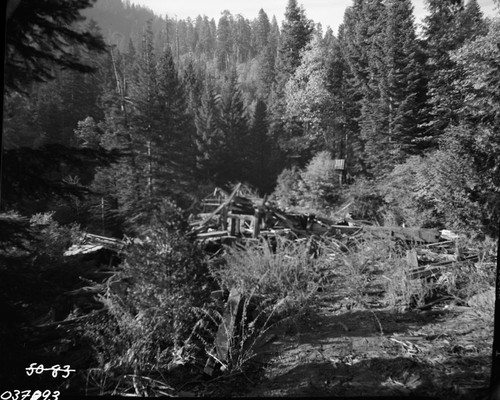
[3,0,499,237]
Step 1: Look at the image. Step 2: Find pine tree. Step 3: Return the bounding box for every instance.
[422,0,487,145]
[155,46,197,198]
[341,0,425,176]
[216,11,234,72]
[234,15,252,63]
[218,70,250,183]
[255,16,279,100]
[276,0,314,79]
[333,25,365,175]
[269,0,313,165]
[129,20,159,206]
[381,0,426,163]
[194,78,225,183]
[252,9,271,54]
[247,99,281,194]
[342,0,387,176]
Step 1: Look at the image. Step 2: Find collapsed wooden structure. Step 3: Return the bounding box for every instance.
[189,183,443,245]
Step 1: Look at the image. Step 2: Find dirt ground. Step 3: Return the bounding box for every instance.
[197,283,493,399]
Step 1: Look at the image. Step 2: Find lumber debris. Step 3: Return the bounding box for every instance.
[64,233,127,256]
[192,184,484,289]
[190,184,446,248]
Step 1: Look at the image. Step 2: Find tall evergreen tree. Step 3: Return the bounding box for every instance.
[341,0,424,176]
[247,99,282,194]
[194,78,225,183]
[233,15,253,63]
[218,70,250,183]
[342,0,387,175]
[380,0,426,163]
[422,0,487,145]
[252,9,271,54]
[216,11,234,72]
[276,0,314,79]
[255,16,279,100]
[155,46,197,197]
[269,0,313,165]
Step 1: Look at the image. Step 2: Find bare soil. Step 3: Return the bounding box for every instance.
[197,283,493,398]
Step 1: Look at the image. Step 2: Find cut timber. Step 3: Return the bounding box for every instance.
[329,225,364,235]
[363,226,440,243]
[409,255,479,280]
[64,244,104,256]
[64,233,126,256]
[196,231,230,239]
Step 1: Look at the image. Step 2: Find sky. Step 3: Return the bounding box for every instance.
[130,0,498,33]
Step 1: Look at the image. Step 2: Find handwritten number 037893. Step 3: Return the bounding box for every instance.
[1,390,60,400]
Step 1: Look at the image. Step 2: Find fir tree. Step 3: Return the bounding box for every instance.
[194,78,225,183]
[247,99,281,194]
[276,0,314,79]
[216,11,234,72]
[252,9,271,54]
[422,0,487,144]
[218,70,250,183]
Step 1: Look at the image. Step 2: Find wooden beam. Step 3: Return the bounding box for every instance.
[192,183,242,233]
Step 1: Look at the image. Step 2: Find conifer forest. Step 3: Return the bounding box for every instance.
[1,0,500,398]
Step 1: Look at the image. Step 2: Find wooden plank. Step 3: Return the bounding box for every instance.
[253,214,261,238]
[363,226,440,243]
[193,183,242,233]
[196,231,229,239]
[423,240,455,248]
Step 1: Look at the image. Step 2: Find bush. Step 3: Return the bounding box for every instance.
[29,211,82,266]
[84,226,213,375]
[342,179,386,223]
[300,151,341,209]
[272,151,342,212]
[272,166,303,209]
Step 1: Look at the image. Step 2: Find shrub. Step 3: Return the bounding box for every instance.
[300,151,341,209]
[272,151,342,212]
[272,166,303,209]
[342,179,386,223]
[84,226,213,375]
[29,211,82,266]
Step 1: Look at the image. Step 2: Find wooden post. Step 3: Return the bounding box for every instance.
[253,214,261,238]
[221,205,228,231]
